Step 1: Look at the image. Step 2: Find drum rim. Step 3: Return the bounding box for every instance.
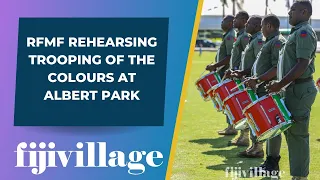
[207,78,234,93]
[242,94,271,114]
[211,98,223,110]
[222,90,247,104]
[256,122,291,142]
[233,117,247,127]
[195,71,219,85]
[207,84,220,93]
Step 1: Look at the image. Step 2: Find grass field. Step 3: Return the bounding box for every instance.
[171,52,320,180]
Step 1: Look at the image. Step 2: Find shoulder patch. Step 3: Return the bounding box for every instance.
[227,36,237,42]
[275,41,282,48]
[300,30,308,38]
[226,36,232,40]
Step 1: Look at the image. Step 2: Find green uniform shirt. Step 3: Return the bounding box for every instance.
[252,31,286,78]
[215,28,236,73]
[240,31,265,71]
[278,21,317,81]
[230,28,250,70]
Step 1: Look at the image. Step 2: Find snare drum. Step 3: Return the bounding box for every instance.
[208,79,244,112]
[243,94,292,142]
[223,89,258,130]
[316,78,320,92]
[195,71,221,101]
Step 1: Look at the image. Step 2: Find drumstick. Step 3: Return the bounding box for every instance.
[267,81,293,95]
[200,64,225,78]
[200,61,213,77]
[220,68,229,82]
[231,81,245,91]
[199,70,207,77]
[271,81,293,95]
[216,65,225,71]
[200,61,214,77]
[233,78,262,92]
[220,74,227,82]
[282,81,293,90]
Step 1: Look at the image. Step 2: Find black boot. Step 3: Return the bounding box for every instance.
[250,156,281,177]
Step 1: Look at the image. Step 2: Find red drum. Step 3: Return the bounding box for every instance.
[209,92,222,112]
[223,90,255,130]
[208,79,239,112]
[243,94,292,142]
[316,78,320,92]
[195,71,221,101]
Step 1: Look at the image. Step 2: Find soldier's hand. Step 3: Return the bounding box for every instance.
[232,70,243,78]
[245,78,257,89]
[244,77,251,82]
[225,70,233,78]
[206,64,216,72]
[266,81,282,93]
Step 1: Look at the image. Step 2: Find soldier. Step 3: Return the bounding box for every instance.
[226,11,250,146]
[230,15,265,158]
[245,14,286,176]
[266,1,317,179]
[231,16,264,79]
[206,15,237,136]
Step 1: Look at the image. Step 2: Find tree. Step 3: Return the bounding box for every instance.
[220,0,244,17]
[265,0,282,15]
[220,0,228,17]
[265,0,269,15]
[233,0,236,15]
[232,0,244,15]
[236,0,244,12]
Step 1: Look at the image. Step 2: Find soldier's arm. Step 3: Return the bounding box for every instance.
[257,41,282,81]
[278,31,316,88]
[230,36,249,71]
[240,40,263,76]
[238,68,252,77]
[213,56,231,68]
[241,35,250,51]
[257,67,277,81]
[278,59,310,88]
[253,39,264,57]
[213,35,234,68]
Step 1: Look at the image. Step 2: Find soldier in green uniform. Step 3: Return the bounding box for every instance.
[245,14,286,176]
[230,15,265,158]
[207,12,250,138]
[266,1,317,179]
[231,16,265,79]
[227,11,250,72]
[225,11,250,146]
[206,15,237,136]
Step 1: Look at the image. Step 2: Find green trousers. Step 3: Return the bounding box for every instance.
[283,81,317,177]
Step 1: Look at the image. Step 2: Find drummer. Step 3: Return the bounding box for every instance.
[207,11,250,138]
[230,15,265,158]
[225,11,251,147]
[266,1,317,179]
[205,15,238,136]
[245,14,286,175]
